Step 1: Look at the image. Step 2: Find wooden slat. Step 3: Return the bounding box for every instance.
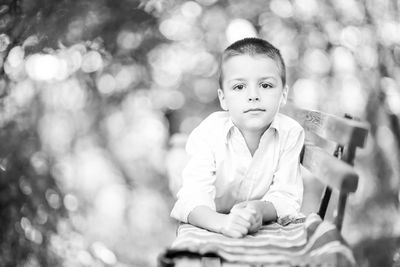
[305,131,337,155]
[301,144,359,193]
[335,191,348,232]
[280,104,369,148]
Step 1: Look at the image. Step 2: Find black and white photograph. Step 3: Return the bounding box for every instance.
[0,0,399,266]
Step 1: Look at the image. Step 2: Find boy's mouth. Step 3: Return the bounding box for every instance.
[244,108,266,113]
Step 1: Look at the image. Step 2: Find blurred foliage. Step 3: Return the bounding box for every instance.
[0,119,66,266]
[0,0,400,266]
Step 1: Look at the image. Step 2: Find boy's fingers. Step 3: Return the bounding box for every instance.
[231,224,248,236]
[228,230,244,238]
[248,217,263,232]
[235,208,257,223]
[246,207,257,214]
[228,213,251,228]
[232,206,254,216]
[223,222,247,238]
[237,202,247,208]
[234,215,251,228]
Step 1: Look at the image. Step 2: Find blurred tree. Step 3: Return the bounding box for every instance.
[0,119,66,267]
[0,0,167,266]
[0,2,68,266]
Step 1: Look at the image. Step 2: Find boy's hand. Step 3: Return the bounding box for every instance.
[232,201,263,234]
[219,207,256,238]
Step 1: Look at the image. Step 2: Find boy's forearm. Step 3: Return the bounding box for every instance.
[187,206,225,233]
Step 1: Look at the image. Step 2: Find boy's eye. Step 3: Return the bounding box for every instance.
[233,84,245,90]
[260,83,273,89]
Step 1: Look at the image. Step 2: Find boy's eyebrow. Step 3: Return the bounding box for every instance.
[259,76,278,82]
[227,78,246,82]
[227,76,278,83]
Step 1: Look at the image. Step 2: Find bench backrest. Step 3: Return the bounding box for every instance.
[280,103,369,232]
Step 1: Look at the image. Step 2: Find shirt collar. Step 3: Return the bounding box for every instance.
[224,113,281,144]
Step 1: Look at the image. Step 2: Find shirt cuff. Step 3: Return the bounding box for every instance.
[170,194,216,223]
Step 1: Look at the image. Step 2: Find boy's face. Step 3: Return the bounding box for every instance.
[218,54,287,134]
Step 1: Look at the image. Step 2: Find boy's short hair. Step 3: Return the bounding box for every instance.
[218,37,286,89]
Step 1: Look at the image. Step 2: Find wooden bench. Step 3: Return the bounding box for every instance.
[159,103,370,267]
[280,103,369,232]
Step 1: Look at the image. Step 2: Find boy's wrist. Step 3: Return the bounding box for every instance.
[188,206,226,234]
[246,200,277,223]
[261,200,277,222]
[215,213,228,234]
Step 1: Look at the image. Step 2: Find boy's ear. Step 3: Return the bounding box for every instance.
[217,88,228,111]
[280,85,288,106]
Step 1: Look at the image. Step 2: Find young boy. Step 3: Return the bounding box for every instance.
[171,37,304,238]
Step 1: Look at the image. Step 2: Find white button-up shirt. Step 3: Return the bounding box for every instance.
[170,111,304,223]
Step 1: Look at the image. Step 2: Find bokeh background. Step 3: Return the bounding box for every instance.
[0,0,400,266]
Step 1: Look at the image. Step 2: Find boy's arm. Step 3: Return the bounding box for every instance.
[188,205,256,238]
[188,206,225,233]
[170,127,217,223]
[261,126,305,219]
[171,117,226,226]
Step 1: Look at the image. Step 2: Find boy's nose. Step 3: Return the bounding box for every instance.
[248,96,260,101]
[248,86,260,101]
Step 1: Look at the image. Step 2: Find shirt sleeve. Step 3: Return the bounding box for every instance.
[170,125,217,223]
[262,126,305,219]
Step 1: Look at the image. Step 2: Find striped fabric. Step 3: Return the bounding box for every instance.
[170,213,356,266]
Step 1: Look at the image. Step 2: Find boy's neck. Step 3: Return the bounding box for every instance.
[239,128,268,156]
